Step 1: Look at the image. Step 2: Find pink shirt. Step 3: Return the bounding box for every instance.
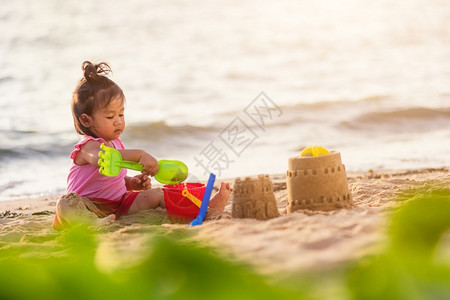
[66,136,127,201]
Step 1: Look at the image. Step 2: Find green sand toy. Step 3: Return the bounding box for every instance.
[98,143,188,185]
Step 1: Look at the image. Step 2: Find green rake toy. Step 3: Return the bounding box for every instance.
[98,143,188,185]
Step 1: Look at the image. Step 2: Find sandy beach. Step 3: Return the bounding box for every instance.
[1,167,448,277]
[2,1,449,298]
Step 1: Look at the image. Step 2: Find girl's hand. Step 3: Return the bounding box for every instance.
[139,152,159,176]
[129,174,151,191]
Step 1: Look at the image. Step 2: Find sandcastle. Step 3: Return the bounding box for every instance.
[286,149,352,212]
[232,174,279,220]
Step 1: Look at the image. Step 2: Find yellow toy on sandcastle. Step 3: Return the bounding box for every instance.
[232,174,280,220]
[286,146,353,212]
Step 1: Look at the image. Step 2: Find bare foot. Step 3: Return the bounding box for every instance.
[96,214,116,226]
[209,182,231,211]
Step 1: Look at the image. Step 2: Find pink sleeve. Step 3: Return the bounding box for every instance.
[70,136,106,161]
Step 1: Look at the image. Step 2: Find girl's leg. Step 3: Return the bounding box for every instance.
[127,182,231,214]
[209,182,231,211]
[128,188,165,214]
[55,193,115,227]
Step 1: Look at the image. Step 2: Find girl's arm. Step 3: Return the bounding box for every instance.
[74,140,158,176]
[74,140,102,166]
[119,149,159,176]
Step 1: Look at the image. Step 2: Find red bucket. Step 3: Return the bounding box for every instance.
[162,183,206,223]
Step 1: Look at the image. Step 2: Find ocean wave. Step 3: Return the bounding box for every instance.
[0,76,13,84]
[0,144,72,162]
[211,95,389,130]
[122,121,222,141]
[279,95,389,112]
[338,107,450,132]
[0,130,75,162]
[0,122,221,163]
[217,94,389,118]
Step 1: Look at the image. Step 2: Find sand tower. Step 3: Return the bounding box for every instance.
[286,147,352,213]
[232,174,279,220]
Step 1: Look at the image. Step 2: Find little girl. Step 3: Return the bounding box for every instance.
[53,61,230,230]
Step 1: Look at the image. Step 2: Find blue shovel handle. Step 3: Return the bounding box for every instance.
[190,173,216,226]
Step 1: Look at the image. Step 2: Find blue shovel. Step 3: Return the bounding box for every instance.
[190,173,216,226]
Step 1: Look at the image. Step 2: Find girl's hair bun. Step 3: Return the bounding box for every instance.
[82,61,112,82]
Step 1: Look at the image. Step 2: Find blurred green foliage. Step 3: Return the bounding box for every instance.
[0,225,305,300]
[0,187,448,299]
[348,188,450,299]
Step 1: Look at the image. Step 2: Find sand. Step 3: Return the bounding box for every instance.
[1,167,449,275]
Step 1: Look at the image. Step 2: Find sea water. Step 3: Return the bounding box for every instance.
[1,0,449,200]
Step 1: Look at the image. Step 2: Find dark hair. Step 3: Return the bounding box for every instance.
[71,61,125,137]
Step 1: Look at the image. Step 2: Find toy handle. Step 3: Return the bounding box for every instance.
[121,159,188,185]
[118,160,143,172]
[182,189,202,208]
[190,173,216,226]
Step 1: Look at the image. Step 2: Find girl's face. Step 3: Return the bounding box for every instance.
[83,97,125,142]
